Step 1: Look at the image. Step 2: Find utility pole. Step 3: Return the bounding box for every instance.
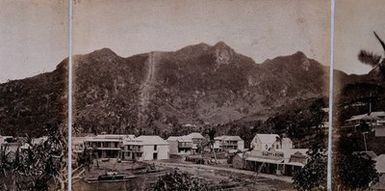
[368,92,373,115]
[362,132,368,151]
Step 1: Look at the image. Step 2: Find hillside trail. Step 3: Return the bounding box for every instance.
[138,52,159,128]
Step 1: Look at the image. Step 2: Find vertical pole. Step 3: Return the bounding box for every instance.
[327,0,335,190]
[67,0,73,190]
[363,133,368,151]
[369,92,372,115]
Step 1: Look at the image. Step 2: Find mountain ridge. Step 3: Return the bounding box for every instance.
[0,41,374,136]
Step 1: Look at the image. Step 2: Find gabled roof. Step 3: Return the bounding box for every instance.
[214,136,243,141]
[347,111,385,121]
[95,134,135,140]
[135,136,168,145]
[187,132,205,139]
[255,134,279,145]
[167,136,192,142]
[87,134,135,142]
[353,151,377,159]
[376,154,385,174]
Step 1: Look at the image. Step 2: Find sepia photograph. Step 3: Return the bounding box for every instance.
[334,0,385,190]
[0,0,69,190]
[71,0,330,190]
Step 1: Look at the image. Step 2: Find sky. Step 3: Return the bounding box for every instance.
[335,0,385,74]
[0,0,67,83]
[1,0,333,83]
[73,0,330,66]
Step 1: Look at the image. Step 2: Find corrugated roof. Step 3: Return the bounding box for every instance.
[135,136,169,145]
[187,132,205,139]
[347,111,385,121]
[353,151,377,159]
[167,135,192,142]
[214,136,243,141]
[94,134,135,140]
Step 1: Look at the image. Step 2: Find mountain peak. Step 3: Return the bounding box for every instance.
[174,42,211,58]
[213,41,231,49]
[89,48,118,58]
[211,41,235,65]
[292,51,307,59]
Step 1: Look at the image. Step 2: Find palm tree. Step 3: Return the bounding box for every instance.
[206,128,217,163]
[358,31,385,78]
[357,31,385,115]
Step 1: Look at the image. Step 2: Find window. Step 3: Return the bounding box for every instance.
[276,144,279,149]
[153,153,158,160]
[265,144,268,150]
[154,145,157,151]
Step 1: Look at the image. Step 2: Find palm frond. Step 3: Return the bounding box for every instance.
[358,50,381,67]
[374,31,385,52]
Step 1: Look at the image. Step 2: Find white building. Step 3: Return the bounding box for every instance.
[72,136,94,157]
[122,135,169,161]
[187,132,205,144]
[214,136,244,152]
[376,154,385,174]
[167,132,205,155]
[0,135,13,145]
[167,136,193,155]
[345,111,385,136]
[244,134,308,176]
[0,136,21,156]
[84,134,135,158]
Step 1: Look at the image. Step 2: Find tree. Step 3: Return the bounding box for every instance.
[333,31,385,190]
[0,122,67,191]
[153,170,210,191]
[358,31,385,78]
[206,127,217,163]
[337,153,378,190]
[293,133,327,191]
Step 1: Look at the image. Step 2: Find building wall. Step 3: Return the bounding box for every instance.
[251,138,266,151]
[376,126,385,137]
[142,145,169,160]
[237,140,244,150]
[213,140,221,150]
[167,140,178,154]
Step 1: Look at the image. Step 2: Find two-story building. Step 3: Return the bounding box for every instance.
[122,135,169,161]
[187,132,206,153]
[84,134,135,159]
[214,136,244,152]
[345,111,385,136]
[241,134,308,176]
[167,136,193,155]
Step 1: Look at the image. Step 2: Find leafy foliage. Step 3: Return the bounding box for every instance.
[0,123,66,191]
[334,31,385,190]
[292,133,327,191]
[266,98,326,141]
[358,50,381,67]
[153,170,211,191]
[337,153,378,190]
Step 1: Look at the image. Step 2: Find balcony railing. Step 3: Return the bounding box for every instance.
[178,143,193,148]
